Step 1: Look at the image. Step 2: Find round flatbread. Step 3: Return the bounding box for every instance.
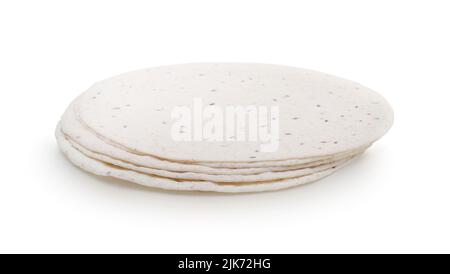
[56,124,354,192]
[67,134,357,183]
[61,99,368,173]
[76,63,393,162]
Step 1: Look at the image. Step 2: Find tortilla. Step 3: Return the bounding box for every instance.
[76,63,393,162]
[55,63,393,192]
[61,99,368,173]
[67,134,357,183]
[56,124,354,192]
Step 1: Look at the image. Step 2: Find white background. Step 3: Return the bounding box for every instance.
[1,0,449,253]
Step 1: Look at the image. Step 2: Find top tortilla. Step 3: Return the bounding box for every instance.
[77,63,393,162]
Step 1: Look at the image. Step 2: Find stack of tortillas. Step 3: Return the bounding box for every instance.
[56,63,393,193]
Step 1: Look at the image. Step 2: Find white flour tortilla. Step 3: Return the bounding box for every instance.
[76,63,393,163]
[67,134,356,183]
[56,124,354,192]
[62,98,369,172]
